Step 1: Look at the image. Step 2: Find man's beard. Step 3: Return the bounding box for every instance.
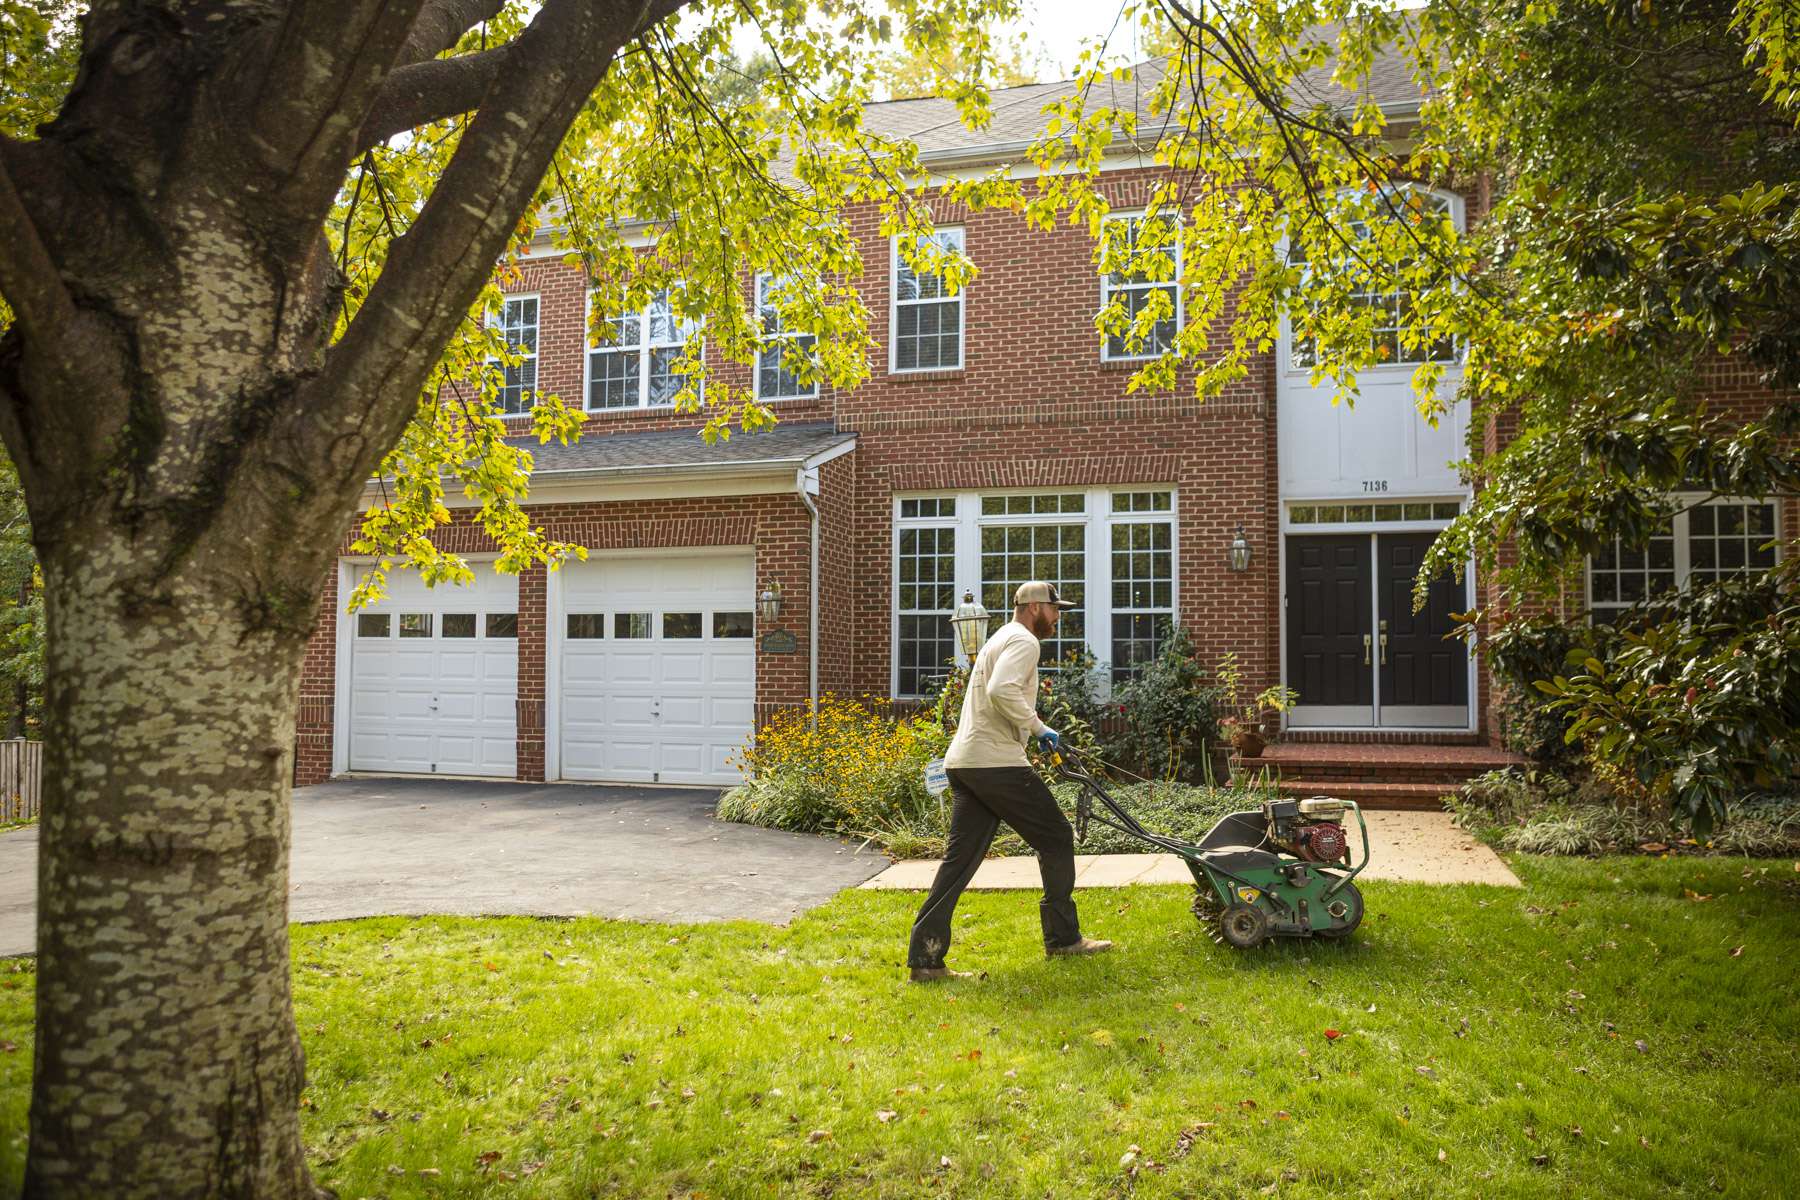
[1028,609,1057,639]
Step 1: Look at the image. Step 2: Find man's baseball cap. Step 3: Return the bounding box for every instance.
[1014,581,1077,609]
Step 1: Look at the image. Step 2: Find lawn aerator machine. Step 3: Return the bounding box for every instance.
[1053,749,1368,949]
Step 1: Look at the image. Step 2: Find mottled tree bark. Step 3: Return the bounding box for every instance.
[0,1,690,1194]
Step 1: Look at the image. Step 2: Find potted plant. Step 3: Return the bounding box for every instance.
[1215,652,1298,759]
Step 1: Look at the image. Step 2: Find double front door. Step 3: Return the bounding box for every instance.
[1285,532,1469,728]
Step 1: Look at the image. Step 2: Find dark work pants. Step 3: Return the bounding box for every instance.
[907,766,1082,968]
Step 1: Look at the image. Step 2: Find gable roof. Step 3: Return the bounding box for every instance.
[515,421,854,479]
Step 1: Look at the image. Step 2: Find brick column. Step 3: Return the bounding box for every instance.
[294,567,338,787]
[516,563,547,781]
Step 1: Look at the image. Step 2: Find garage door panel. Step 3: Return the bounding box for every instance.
[347,566,518,777]
[556,552,755,785]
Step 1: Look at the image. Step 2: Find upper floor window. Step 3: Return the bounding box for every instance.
[891,228,965,373]
[1289,185,1461,370]
[1100,213,1181,361]
[756,274,819,400]
[1588,497,1779,623]
[587,289,699,410]
[490,295,538,414]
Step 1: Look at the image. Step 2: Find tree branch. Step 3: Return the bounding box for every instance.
[288,0,692,504]
[0,137,79,349]
[396,0,508,67]
[355,43,515,150]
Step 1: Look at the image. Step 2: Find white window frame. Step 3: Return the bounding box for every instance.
[584,287,701,411]
[1100,211,1183,362]
[1281,183,1466,376]
[488,293,540,414]
[1585,493,1784,622]
[888,488,1180,697]
[754,272,820,401]
[889,227,967,374]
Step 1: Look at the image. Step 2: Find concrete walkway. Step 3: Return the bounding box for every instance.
[860,809,1520,890]
[0,776,888,957]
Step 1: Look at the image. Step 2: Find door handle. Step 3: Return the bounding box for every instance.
[1379,633,1388,665]
[1363,634,1372,665]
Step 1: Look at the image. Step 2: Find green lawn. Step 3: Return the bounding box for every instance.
[4,855,1798,1198]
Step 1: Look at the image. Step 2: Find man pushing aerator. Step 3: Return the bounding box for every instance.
[906,580,1114,982]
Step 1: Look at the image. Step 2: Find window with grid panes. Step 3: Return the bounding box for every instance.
[1587,498,1780,622]
[1110,493,1174,679]
[980,520,1086,667]
[1687,501,1777,585]
[756,273,818,400]
[895,523,957,696]
[587,289,698,409]
[892,228,964,372]
[1290,186,1459,369]
[492,295,538,414]
[1101,214,1180,361]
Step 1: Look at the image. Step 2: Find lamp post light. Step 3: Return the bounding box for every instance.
[949,590,990,665]
[757,578,783,626]
[1227,525,1252,573]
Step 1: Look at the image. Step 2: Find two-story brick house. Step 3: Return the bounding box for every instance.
[293,65,1790,800]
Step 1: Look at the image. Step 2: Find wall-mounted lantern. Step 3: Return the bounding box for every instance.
[1227,525,1253,573]
[757,579,784,625]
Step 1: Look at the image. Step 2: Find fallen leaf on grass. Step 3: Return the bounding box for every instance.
[417,1168,441,1178]
[1531,1155,1550,1167]
[476,1151,502,1168]
[1239,1099,1258,1110]
[1683,889,1713,902]
[1120,1145,1140,1168]
[1437,1149,1448,1163]
[939,1155,952,1169]
[876,1109,898,1124]
[1415,1066,1438,1080]
[1089,1029,1115,1048]
[0,1041,14,1054]
[1323,1028,1341,1041]
[1634,1040,1649,1054]
[807,1130,831,1144]
[1729,945,1745,958]
[967,1048,981,1061]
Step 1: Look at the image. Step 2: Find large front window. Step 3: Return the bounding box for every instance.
[1587,497,1779,622]
[1289,185,1460,370]
[1100,213,1180,361]
[756,273,819,400]
[891,228,965,372]
[892,489,1178,695]
[587,290,699,410]
[490,295,538,414]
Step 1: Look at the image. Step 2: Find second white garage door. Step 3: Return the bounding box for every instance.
[558,551,757,785]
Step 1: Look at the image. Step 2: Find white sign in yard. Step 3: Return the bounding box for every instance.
[923,757,950,797]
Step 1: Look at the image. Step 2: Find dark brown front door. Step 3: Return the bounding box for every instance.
[1286,535,1372,720]
[1376,532,1469,722]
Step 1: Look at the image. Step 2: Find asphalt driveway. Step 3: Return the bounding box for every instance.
[0,777,887,956]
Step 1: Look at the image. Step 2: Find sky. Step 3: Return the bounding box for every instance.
[1004,0,1146,80]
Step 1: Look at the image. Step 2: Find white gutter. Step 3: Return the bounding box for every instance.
[795,465,821,713]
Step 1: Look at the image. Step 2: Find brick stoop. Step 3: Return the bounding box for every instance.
[1230,742,1528,811]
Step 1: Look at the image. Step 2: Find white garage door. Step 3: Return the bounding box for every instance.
[558,552,756,785]
[347,567,519,777]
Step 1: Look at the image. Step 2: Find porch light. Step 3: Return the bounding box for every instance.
[1227,525,1252,573]
[757,579,783,625]
[950,590,990,662]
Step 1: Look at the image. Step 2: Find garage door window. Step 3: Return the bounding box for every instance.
[399,613,432,637]
[713,611,754,638]
[567,613,605,639]
[663,612,702,639]
[357,613,390,638]
[442,613,477,638]
[615,612,651,638]
[486,613,518,638]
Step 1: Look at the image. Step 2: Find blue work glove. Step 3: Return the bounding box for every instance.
[1037,728,1062,752]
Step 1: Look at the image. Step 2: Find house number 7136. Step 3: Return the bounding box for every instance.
[1361,479,1389,493]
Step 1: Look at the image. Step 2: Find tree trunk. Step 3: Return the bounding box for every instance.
[23,527,323,1198]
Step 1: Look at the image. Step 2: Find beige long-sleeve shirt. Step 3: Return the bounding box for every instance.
[944,620,1049,769]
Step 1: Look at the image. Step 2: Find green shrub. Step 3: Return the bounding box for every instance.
[1104,625,1224,784]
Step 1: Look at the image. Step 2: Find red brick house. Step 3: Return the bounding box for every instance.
[293,70,1790,800]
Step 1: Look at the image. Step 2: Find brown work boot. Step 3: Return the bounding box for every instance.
[909,966,974,983]
[1046,936,1114,958]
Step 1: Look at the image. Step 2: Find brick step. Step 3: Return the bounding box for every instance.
[1272,779,1457,812]
[1283,730,1488,745]
[1242,761,1508,785]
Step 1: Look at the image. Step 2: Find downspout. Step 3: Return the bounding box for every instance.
[796,466,821,712]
